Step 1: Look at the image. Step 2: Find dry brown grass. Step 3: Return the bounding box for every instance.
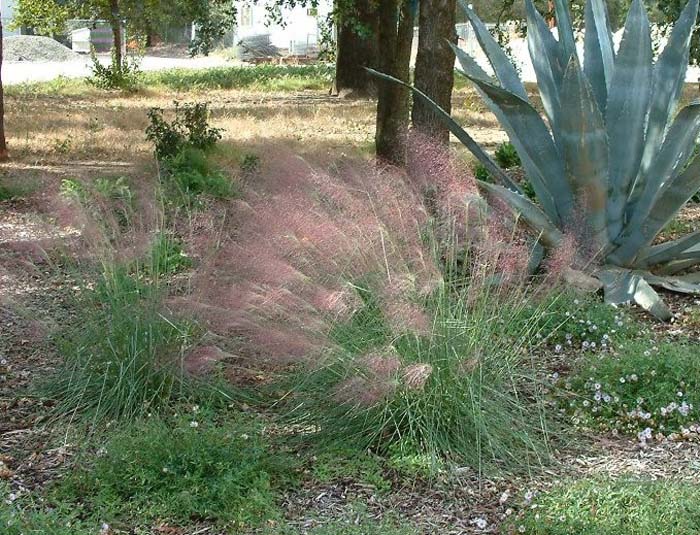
[5,80,699,194]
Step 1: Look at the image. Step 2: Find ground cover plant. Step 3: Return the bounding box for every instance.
[52,413,298,531]
[511,477,700,534]
[557,339,700,443]
[375,0,700,319]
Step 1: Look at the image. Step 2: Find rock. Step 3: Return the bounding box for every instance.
[563,268,603,293]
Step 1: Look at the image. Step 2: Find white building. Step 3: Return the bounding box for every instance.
[232,0,333,56]
[1,0,19,36]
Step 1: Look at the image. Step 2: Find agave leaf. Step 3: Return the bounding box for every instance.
[606,0,653,244]
[525,0,564,138]
[640,230,700,267]
[459,0,528,101]
[366,68,522,193]
[559,57,609,252]
[451,45,494,83]
[477,180,564,248]
[598,267,672,321]
[626,101,700,227]
[584,0,616,115]
[620,155,700,263]
[553,0,577,63]
[656,257,700,275]
[463,74,574,225]
[644,272,700,294]
[640,0,699,179]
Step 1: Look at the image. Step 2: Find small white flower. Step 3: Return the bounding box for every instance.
[619,377,626,383]
[630,374,638,382]
[470,517,488,529]
[189,421,199,428]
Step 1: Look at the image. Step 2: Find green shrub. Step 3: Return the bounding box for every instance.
[146,101,223,160]
[55,415,297,529]
[494,141,521,169]
[555,339,700,440]
[88,49,142,92]
[163,147,236,202]
[511,478,700,535]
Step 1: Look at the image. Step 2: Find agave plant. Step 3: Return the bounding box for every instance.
[371,0,700,320]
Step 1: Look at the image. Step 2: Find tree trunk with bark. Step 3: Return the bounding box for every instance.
[109,0,123,70]
[411,0,457,145]
[375,0,415,166]
[0,13,8,162]
[334,0,379,96]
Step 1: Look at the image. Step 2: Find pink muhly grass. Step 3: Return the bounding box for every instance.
[356,348,403,379]
[401,363,433,391]
[333,374,397,408]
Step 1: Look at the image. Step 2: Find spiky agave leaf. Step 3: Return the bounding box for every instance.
[369,0,700,319]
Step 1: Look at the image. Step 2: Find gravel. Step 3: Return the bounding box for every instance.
[3,35,78,62]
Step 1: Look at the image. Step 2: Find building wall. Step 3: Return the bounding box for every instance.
[233,0,332,55]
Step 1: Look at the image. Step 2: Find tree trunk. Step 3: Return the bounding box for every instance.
[375,0,415,166]
[0,13,8,162]
[109,0,123,70]
[411,0,457,145]
[334,0,379,96]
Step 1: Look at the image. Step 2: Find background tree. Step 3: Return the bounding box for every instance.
[375,0,415,165]
[333,0,379,96]
[411,0,457,145]
[14,0,236,64]
[655,0,700,65]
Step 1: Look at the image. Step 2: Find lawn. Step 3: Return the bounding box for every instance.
[2,65,700,534]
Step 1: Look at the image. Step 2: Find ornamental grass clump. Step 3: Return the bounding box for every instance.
[373,0,700,320]
[46,175,224,424]
[179,145,573,472]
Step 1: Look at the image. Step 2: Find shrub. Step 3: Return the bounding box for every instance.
[555,339,700,442]
[164,147,235,201]
[55,414,297,529]
[88,49,142,92]
[146,101,223,160]
[510,478,700,534]
[494,141,521,169]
